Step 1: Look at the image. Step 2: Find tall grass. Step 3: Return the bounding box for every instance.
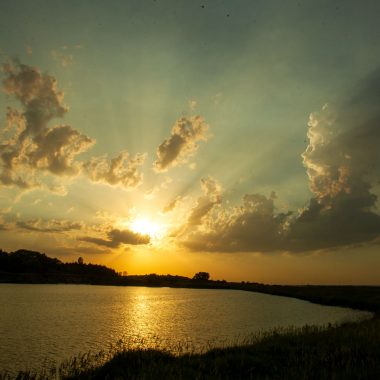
[1,317,379,380]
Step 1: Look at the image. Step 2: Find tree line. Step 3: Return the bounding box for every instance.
[0,249,118,279]
[0,249,213,286]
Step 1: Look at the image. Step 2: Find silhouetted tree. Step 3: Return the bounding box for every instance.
[193,272,210,281]
[0,250,119,280]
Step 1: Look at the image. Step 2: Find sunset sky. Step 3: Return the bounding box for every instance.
[1,0,380,284]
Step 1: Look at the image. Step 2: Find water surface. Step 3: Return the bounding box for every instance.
[0,284,371,373]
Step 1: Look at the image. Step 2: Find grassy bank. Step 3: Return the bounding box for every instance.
[242,284,380,314]
[70,318,380,380]
[2,317,379,380]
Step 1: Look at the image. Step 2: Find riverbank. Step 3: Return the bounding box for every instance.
[69,317,380,380]
[1,316,379,380]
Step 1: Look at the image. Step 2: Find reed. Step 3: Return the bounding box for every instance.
[1,316,379,380]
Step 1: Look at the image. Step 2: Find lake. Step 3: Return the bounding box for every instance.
[0,284,372,374]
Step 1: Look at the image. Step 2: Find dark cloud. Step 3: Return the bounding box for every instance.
[79,228,150,248]
[182,70,380,253]
[288,70,380,250]
[46,245,112,256]
[16,219,83,233]
[184,191,289,252]
[154,116,210,172]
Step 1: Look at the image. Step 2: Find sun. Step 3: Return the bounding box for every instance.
[129,218,163,240]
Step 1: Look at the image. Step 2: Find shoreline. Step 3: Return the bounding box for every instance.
[2,316,379,380]
[2,277,379,313]
[1,283,379,379]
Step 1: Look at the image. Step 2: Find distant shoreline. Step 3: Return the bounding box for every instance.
[1,273,379,314]
[1,249,380,314]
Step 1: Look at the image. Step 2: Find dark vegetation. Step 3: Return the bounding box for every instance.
[192,271,210,281]
[60,318,380,379]
[1,249,380,379]
[0,249,118,284]
[1,317,379,380]
[1,249,379,312]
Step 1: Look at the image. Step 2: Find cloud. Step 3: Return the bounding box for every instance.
[162,196,181,213]
[0,211,9,230]
[16,218,83,233]
[144,177,173,200]
[287,71,380,250]
[0,61,145,191]
[0,61,94,189]
[182,69,380,253]
[32,125,93,175]
[153,116,210,172]
[187,176,222,226]
[51,49,74,67]
[79,228,150,248]
[183,191,289,252]
[0,217,8,231]
[84,151,146,189]
[3,61,68,133]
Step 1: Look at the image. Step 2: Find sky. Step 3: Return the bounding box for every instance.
[0,0,380,284]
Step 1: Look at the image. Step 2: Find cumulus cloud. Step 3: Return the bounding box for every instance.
[79,228,150,248]
[182,70,380,253]
[287,71,380,250]
[84,151,146,189]
[3,61,68,133]
[184,191,289,252]
[0,61,145,191]
[153,116,210,172]
[0,61,94,189]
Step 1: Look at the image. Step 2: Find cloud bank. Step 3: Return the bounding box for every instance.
[16,218,83,233]
[79,228,150,248]
[182,70,380,253]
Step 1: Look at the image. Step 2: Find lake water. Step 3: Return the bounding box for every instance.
[0,284,372,374]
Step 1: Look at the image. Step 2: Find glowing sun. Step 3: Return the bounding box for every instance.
[129,218,163,240]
